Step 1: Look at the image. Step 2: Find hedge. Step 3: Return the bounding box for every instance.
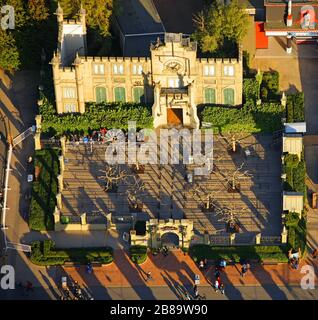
[287,217,307,254]
[200,100,283,133]
[129,245,148,264]
[283,153,306,197]
[39,94,153,137]
[260,71,279,101]
[29,148,59,231]
[243,78,259,103]
[30,240,114,266]
[286,92,305,123]
[189,245,289,263]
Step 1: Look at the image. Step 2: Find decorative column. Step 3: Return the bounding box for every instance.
[80,213,87,225]
[230,233,236,245]
[58,175,63,192]
[286,35,292,54]
[281,226,288,244]
[54,207,61,223]
[60,136,66,156]
[56,193,62,210]
[255,233,261,245]
[34,133,41,150]
[59,155,65,174]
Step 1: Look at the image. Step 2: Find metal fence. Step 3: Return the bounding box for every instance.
[209,235,231,246]
[260,236,282,245]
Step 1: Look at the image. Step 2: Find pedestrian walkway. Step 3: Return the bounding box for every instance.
[63,250,318,289]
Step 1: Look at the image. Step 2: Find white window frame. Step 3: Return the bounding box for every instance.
[168,78,180,88]
[63,87,76,99]
[65,103,76,113]
[114,64,124,75]
[93,64,105,75]
[224,65,235,76]
[203,65,215,76]
[133,64,143,75]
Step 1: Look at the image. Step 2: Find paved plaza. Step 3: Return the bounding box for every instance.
[61,132,282,242]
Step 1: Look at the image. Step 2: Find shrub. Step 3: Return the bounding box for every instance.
[286,92,304,123]
[129,245,148,264]
[189,244,288,263]
[285,212,300,228]
[243,78,259,102]
[260,87,268,101]
[261,71,279,101]
[287,217,307,253]
[30,240,114,265]
[29,148,59,231]
[200,101,283,133]
[39,95,153,137]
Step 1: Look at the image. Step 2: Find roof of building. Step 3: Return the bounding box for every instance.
[284,122,307,133]
[123,33,164,56]
[152,0,204,34]
[238,0,265,8]
[116,0,165,35]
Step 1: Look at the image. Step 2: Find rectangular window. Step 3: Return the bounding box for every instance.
[133,87,144,103]
[114,87,126,102]
[168,78,180,88]
[204,88,216,104]
[224,65,234,76]
[65,103,76,112]
[96,87,107,103]
[93,64,105,75]
[63,87,76,99]
[203,65,215,76]
[114,64,124,74]
[224,88,235,105]
[133,64,143,75]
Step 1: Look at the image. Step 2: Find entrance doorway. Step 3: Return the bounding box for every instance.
[167,108,183,126]
[161,232,179,249]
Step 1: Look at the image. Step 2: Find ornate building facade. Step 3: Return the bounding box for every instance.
[51,5,243,128]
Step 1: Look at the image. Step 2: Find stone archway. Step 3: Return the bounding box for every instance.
[161,232,180,249]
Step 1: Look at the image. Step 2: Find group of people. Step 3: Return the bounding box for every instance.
[69,128,109,145]
[288,248,301,270]
[213,259,227,294]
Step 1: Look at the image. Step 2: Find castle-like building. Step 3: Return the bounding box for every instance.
[51,4,243,128]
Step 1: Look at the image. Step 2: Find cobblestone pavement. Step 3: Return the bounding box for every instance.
[61,133,282,241]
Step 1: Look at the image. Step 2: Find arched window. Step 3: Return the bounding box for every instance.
[95,87,107,103]
[223,88,235,105]
[114,87,126,102]
[204,88,216,104]
[133,87,144,103]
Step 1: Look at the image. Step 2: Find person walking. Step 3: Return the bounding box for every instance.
[214,278,220,292]
[194,286,199,299]
[214,266,220,278]
[241,263,248,277]
[312,248,318,259]
[146,271,153,282]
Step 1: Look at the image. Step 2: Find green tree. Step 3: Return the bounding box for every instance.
[59,0,113,36]
[28,0,49,21]
[0,30,20,72]
[193,0,249,53]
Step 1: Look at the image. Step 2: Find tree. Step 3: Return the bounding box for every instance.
[59,0,113,36]
[0,30,20,72]
[100,164,127,191]
[214,205,247,233]
[192,186,221,211]
[193,0,249,53]
[126,175,145,211]
[28,0,49,21]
